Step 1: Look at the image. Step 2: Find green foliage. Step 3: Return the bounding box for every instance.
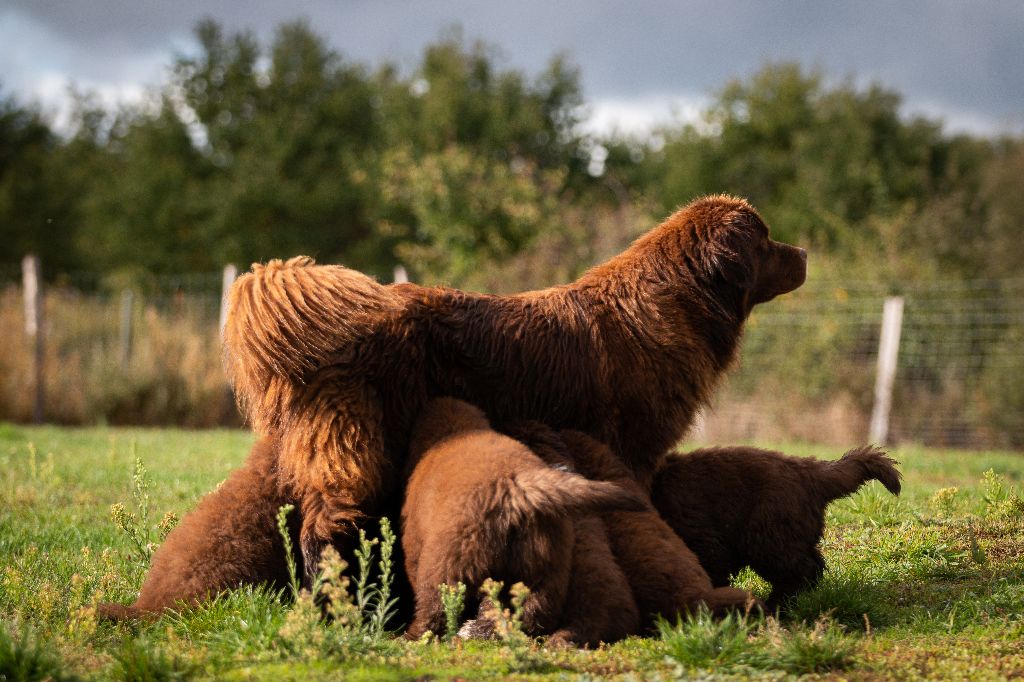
[657,610,770,670]
[981,469,1024,519]
[777,617,858,674]
[112,637,198,682]
[1,23,1020,294]
[438,582,467,641]
[0,87,79,273]
[657,611,857,675]
[349,520,400,634]
[0,623,74,682]
[272,508,399,660]
[373,144,565,286]
[275,504,300,599]
[109,453,178,571]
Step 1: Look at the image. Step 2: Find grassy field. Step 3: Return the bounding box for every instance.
[1,424,1023,680]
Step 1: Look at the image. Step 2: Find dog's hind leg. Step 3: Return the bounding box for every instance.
[760,547,826,611]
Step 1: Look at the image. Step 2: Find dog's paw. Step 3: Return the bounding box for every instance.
[456,617,497,640]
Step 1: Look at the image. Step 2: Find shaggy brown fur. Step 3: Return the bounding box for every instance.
[401,399,647,640]
[222,195,807,581]
[547,430,763,630]
[96,438,300,621]
[503,423,642,646]
[652,445,901,609]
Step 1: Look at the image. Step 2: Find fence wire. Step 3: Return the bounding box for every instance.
[699,278,1024,449]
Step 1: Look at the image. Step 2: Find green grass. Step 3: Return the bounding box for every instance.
[2,425,1023,679]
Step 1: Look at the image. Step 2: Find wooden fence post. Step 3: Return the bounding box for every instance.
[219,264,238,337]
[119,289,134,368]
[869,296,905,445]
[22,255,44,424]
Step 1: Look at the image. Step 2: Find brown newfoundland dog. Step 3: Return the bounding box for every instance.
[652,445,901,609]
[401,398,646,641]
[222,195,807,589]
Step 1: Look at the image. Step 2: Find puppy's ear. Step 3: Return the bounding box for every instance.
[694,215,757,288]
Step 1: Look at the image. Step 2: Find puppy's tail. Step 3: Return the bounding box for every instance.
[223,257,404,427]
[817,445,902,502]
[508,466,649,521]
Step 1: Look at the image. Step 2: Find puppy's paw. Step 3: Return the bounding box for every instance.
[701,586,764,617]
[545,629,579,649]
[456,617,497,640]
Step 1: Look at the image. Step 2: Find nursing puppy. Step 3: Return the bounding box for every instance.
[401,399,647,641]
[538,430,762,631]
[506,424,642,647]
[96,438,300,621]
[652,445,901,609]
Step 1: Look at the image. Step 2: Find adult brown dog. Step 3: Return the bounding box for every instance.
[223,195,807,587]
[96,438,299,621]
[401,399,646,641]
[652,445,901,610]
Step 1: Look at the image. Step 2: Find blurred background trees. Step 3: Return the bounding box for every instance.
[1,18,1020,290]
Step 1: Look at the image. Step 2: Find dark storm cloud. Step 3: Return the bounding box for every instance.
[3,0,1023,132]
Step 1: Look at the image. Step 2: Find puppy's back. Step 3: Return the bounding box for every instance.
[405,402,645,540]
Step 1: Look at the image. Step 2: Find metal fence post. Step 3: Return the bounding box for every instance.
[22,255,44,424]
[869,296,905,445]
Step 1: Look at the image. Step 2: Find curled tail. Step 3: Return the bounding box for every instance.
[506,466,649,522]
[819,445,902,501]
[222,257,404,428]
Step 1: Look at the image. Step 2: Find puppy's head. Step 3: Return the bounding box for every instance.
[409,397,491,459]
[684,195,806,314]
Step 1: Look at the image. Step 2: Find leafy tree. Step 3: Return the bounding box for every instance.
[0,87,78,272]
[171,19,382,271]
[372,144,565,288]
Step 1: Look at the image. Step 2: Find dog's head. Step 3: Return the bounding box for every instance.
[683,195,806,314]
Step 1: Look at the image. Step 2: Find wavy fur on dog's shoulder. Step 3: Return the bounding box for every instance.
[223,195,807,584]
[225,256,405,430]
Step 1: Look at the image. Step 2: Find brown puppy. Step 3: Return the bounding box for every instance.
[97,438,300,621]
[548,430,762,631]
[401,399,647,641]
[506,424,642,647]
[223,195,806,586]
[652,445,901,609]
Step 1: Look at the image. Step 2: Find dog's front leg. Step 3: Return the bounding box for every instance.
[298,489,364,586]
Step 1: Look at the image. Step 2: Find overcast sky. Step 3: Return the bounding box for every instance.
[2,0,1022,137]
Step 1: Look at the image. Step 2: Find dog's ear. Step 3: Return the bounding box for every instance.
[693,214,758,288]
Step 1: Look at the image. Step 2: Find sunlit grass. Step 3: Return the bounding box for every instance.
[2,425,1023,679]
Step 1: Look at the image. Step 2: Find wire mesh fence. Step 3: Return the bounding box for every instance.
[697,277,1024,449]
[3,268,1023,449]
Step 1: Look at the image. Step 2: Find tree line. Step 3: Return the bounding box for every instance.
[2,19,1021,290]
